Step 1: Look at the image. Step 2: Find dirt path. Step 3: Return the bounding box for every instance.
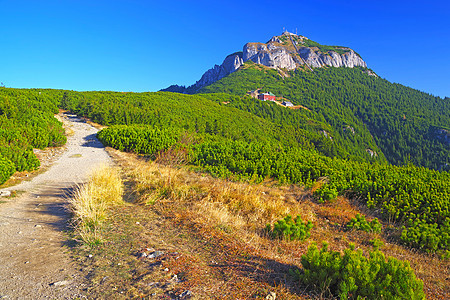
[0,113,112,299]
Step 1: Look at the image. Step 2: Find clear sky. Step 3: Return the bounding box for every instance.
[1,0,449,98]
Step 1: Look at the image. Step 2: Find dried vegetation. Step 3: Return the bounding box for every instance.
[69,165,124,245]
[72,149,449,299]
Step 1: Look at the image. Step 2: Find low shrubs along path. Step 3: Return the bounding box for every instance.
[0,113,112,299]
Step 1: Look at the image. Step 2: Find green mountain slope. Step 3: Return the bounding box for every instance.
[61,90,365,159]
[1,85,448,253]
[198,64,450,169]
[70,90,447,254]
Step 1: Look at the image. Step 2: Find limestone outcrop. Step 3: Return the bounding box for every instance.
[192,53,244,90]
[299,47,366,68]
[243,43,298,70]
[175,32,369,92]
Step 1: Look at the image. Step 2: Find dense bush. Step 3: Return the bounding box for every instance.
[59,89,382,163]
[400,219,449,252]
[346,214,382,233]
[266,215,313,241]
[0,88,66,178]
[369,238,385,250]
[295,243,425,299]
[191,139,449,252]
[97,124,180,157]
[0,155,15,185]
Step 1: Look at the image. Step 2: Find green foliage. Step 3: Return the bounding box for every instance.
[199,92,376,161]
[0,88,66,177]
[400,219,449,252]
[191,138,450,252]
[295,242,425,299]
[369,238,385,250]
[59,90,367,161]
[346,214,382,233]
[266,215,313,241]
[313,184,339,203]
[0,155,15,185]
[299,38,351,56]
[199,65,450,170]
[97,125,180,157]
[191,140,332,184]
[60,91,307,151]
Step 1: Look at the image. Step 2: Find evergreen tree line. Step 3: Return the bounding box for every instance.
[199,64,450,170]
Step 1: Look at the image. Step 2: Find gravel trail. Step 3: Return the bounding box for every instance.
[0,113,112,299]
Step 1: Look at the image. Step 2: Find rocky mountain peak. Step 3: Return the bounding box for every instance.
[163,32,368,93]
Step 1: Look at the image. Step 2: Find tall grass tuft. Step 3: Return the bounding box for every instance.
[70,166,123,245]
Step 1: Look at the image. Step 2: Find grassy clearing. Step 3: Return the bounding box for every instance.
[69,165,123,245]
[71,149,449,299]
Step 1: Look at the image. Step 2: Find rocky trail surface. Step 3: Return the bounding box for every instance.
[0,113,112,299]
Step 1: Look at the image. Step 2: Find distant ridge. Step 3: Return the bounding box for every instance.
[162,31,367,93]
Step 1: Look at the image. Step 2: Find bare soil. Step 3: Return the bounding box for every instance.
[0,113,112,299]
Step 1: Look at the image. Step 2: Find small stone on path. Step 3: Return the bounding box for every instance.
[179,290,192,298]
[0,191,11,197]
[51,280,71,287]
[148,251,164,259]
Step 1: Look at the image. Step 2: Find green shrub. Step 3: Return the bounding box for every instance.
[0,144,40,172]
[294,242,425,299]
[400,219,449,252]
[369,238,385,250]
[0,155,15,185]
[266,215,313,241]
[346,213,382,233]
[97,125,180,157]
[314,184,338,202]
[0,88,66,179]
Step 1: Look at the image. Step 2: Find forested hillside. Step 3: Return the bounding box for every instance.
[0,88,66,184]
[198,92,384,162]
[199,63,450,170]
[56,89,450,254]
[60,90,381,162]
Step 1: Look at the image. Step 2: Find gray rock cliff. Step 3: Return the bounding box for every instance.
[243,43,298,70]
[299,47,366,68]
[192,53,244,90]
[189,32,368,91]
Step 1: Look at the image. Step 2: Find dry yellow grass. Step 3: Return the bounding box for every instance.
[127,157,309,231]
[70,165,124,244]
[100,149,449,299]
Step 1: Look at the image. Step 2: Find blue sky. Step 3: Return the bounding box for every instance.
[0,0,449,97]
